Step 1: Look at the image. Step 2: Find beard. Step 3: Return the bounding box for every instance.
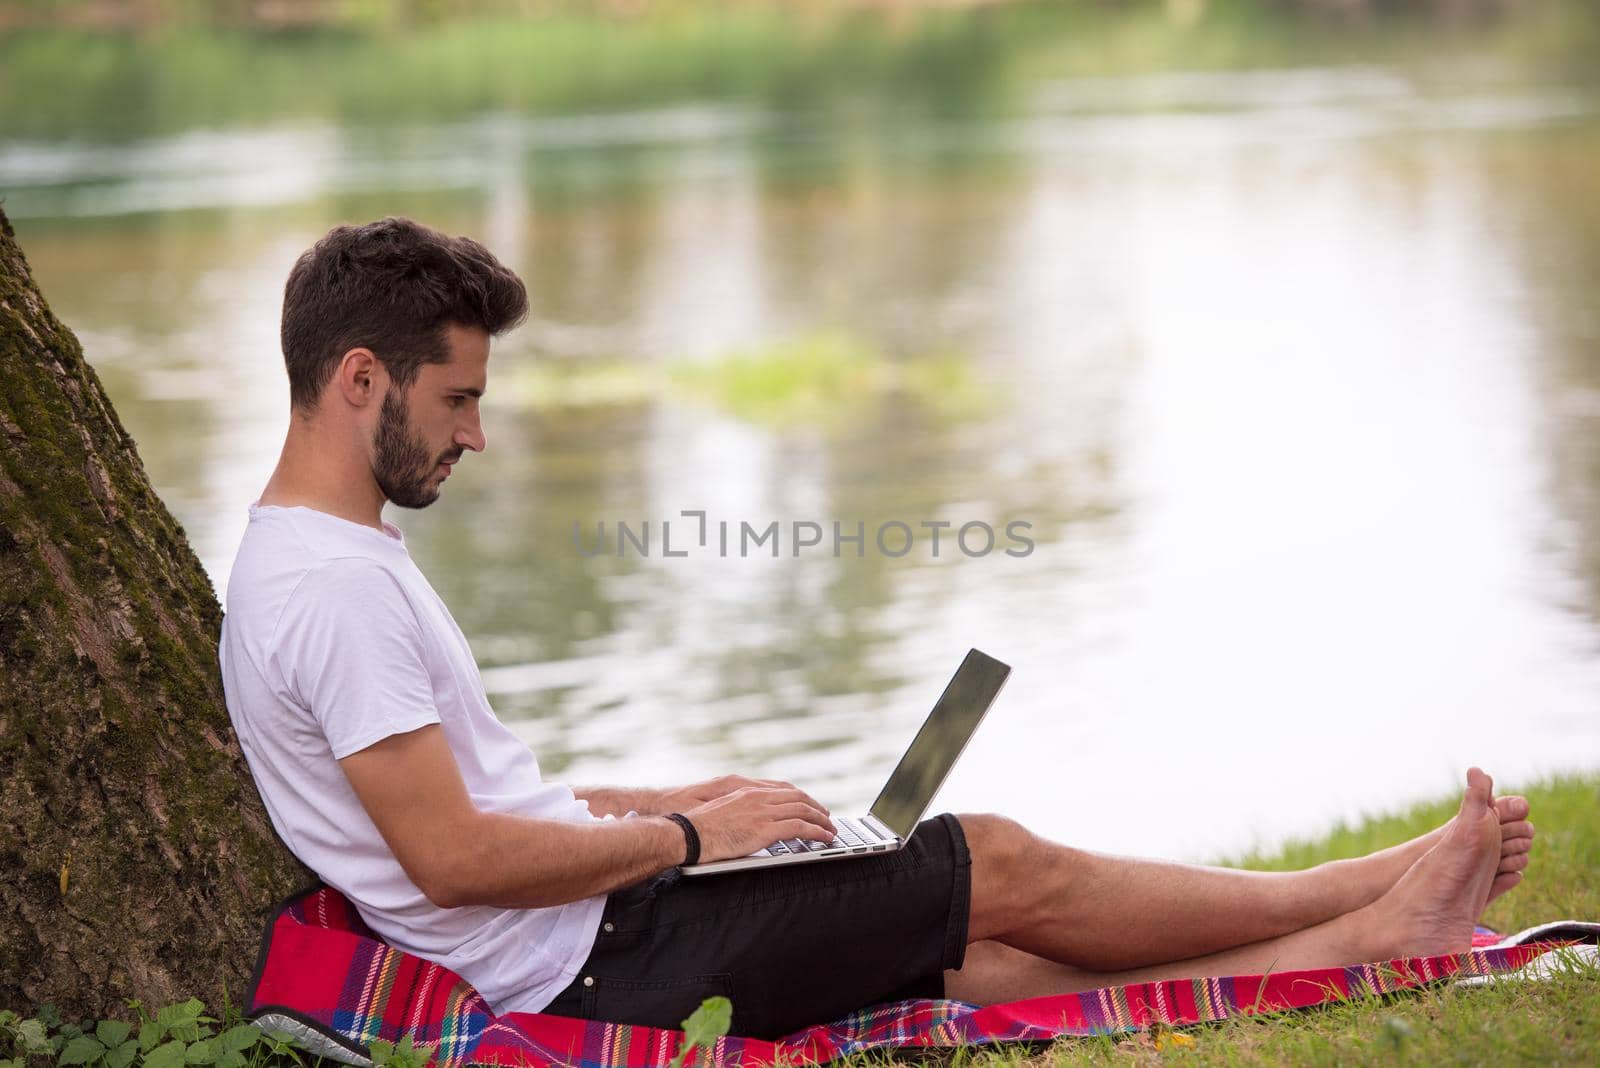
[372,388,456,509]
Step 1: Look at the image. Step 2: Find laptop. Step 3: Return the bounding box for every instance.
[681,648,1011,876]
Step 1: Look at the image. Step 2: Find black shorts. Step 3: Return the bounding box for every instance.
[542,813,973,1039]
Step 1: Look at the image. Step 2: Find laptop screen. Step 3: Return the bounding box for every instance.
[868,649,1011,838]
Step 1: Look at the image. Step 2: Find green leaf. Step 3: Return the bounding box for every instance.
[145,1038,188,1068]
[682,997,732,1046]
[153,1002,207,1043]
[215,1053,243,1068]
[261,1032,304,1066]
[37,1006,62,1032]
[217,1026,259,1055]
[58,1035,106,1066]
[17,1020,52,1055]
[96,1021,132,1048]
[0,1011,17,1029]
[139,1020,166,1052]
[368,1036,432,1068]
[105,1039,138,1068]
[185,1038,218,1065]
[154,1002,202,1031]
[670,997,732,1068]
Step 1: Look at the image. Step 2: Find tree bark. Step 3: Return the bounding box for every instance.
[0,206,309,1017]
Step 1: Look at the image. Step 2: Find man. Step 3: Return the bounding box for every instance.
[221,217,1536,1040]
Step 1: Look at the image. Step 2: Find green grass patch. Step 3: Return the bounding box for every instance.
[499,329,998,430]
[670,331,994,429]
[502,357,660,410]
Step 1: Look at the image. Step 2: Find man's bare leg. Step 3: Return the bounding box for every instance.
[948,768,1505,1003]
[957,769,1525,972]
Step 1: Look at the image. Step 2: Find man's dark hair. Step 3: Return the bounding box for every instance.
[281,217,529,411]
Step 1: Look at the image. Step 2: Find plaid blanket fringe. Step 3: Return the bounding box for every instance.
[246,886,1566,1068]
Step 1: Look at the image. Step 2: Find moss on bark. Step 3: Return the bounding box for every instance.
[0,206,310,1016]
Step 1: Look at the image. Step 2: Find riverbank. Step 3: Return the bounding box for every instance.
[4,0,1598,141]
[0,0,1544,34]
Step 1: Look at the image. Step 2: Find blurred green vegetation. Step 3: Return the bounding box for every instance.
[671,330,994,428]
[3,1,1598,142]
[500,330,995,430]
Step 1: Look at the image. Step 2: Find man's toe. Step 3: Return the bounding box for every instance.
[1497,852,1531,875]
[1489,871,1524,900]
[1494,796,1530,822]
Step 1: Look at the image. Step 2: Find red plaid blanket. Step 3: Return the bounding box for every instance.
[246,885,1580,1068]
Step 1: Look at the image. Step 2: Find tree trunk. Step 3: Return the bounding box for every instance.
[0,206,309,1017]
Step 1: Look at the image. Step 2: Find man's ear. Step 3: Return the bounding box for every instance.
[334,347,383,409]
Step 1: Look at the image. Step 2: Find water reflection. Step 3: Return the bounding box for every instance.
[10,65,1600,861]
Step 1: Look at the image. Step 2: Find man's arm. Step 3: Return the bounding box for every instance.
[339,725,835,910]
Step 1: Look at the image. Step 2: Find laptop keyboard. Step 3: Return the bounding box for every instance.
[763,816,880,856]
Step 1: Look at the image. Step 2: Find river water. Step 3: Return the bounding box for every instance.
[7,24,1600,861]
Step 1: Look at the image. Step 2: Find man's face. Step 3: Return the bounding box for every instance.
[372,323,490,509]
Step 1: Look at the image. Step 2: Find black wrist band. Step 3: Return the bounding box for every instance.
[665,812,700,866]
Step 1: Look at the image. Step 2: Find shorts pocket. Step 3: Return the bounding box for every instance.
[600,869,680,939]
[582,971,736,1033]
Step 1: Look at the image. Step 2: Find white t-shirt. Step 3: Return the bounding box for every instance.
[219,503,604,1014]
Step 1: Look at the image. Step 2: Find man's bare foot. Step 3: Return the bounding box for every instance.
[1338,792,1535,910]
[1367,768,1503,959]
[1488,794,1535,905]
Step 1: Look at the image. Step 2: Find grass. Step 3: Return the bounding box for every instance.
[499,329,998,430]
[5,774,1596,1067]
[888,772,1600,1067]
[669,331,995,429]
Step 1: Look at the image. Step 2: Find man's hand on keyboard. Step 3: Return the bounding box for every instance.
[685,785,837,863]
[658,774,800,813]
